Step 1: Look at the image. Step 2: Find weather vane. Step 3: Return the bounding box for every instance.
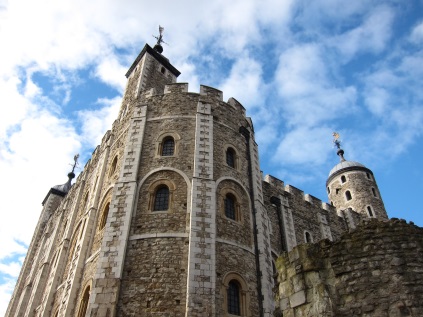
[70,154,79,173]
[333,132,341,149]
[153,25,168,48]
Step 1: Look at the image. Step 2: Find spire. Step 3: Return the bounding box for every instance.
[153,25,167,54]
[333,132,346,162]
[52,154,79,194]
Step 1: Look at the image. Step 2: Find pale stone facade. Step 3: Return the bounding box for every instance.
[6,42,390,317]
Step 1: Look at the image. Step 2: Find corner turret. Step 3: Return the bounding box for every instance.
[326,133,388,220]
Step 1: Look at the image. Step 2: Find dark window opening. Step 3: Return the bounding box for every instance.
[225,194,236,220]
[161,137,175,156]
[99,203,110,230]
[341,175,346,183]
[160,66,166,74]
[327,187,330,194]
[227,280,241,315]
[305,231,312,243]
[345,190,352,201]
[367,206,374,217]
[366,172,371,179]
[154,186,169,211]
[372,188,377,197]
[226,148,236,168]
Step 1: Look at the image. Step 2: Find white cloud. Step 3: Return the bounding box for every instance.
[77,96,121,148]
[0,278,15,316]
[329,5,395,61]
[0,261,22,278]
[95,57,128,92]
[410,21,423,43]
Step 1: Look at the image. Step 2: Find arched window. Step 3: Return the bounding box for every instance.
[161,137,175,156]
[99,202,110,230]
[345,190,352,201]
[77,285,90,317]
[367,206,374,217]
[224,194,236,220]
[227,280,241,315]
[109,156,118,176]
[226,147,236,168]
[305,231,312,243]
[341,175,346,183]
[154,186,169,211]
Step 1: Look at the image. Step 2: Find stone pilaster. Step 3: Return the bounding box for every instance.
[186,100,216,316]
[88,104,147,316]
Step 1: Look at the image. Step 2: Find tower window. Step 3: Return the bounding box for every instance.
[154,186,169,211]
[160,66,166,74]
[226,147,236,168]
[345,190,352,201]
[372,187,377,197]
[161,137,175,156]
[99,202,110,230]
[341,175,346,183]
[366,172,371,180]
[227,280,241,315]
[327,187,330,194]
[304,231,312,243]
[109,156,118,176]
[224,194,237,220]
[367,206,374,217]
[76,285,90,317]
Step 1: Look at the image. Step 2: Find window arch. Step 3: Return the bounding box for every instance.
[226,147,236,168]
[367,206,375,218]
[227,280,241,315]
[341,175,346,183]
[99,202,110,230]
[154,185,170,211]
[109,155,118,177]
[147,179,176,212]
[304,231,313,243]
[161,137,175,156]
[222,273,249,316]
[76,285,90,317]
[225,194,236,220]
[345,190,352,201]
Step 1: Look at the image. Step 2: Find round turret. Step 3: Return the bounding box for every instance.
[327,134,388,220]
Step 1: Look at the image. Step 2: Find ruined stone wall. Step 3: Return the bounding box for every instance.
[275,219,423,317]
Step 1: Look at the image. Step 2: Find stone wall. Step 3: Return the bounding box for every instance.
[275,219,423,317]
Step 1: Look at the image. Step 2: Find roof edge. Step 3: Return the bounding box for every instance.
[326,165,373,186]
[125,44,181,78]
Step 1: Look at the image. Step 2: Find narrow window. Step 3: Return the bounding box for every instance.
[154,186,169,211]
[341,175,346,183]
[161,137,175,156]
[109,156,118,176]
[77,286,90,317]
[226,148,236,168]
[224,194,236,220]
[327,187,330,194]
[99,203,110,230]
[305,231,312,243]
[160,66,166,74]
[366,172,371,179]
[367,206,374,217]
[345,190,352,201]
[372,187,377,197]
[227,280,241,315]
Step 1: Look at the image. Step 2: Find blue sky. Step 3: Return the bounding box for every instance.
[1,0,422,313]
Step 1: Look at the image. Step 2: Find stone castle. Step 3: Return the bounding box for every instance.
[6,37,422,317]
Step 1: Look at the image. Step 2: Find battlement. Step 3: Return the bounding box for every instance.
[141,83,248,118]
[263,174,337,213]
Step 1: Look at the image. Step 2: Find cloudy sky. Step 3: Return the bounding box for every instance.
[1,0,422,313]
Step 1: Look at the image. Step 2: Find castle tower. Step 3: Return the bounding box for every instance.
[6,28,274,317]
[326,133,388,220]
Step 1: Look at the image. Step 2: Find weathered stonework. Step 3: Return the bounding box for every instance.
[7,42,407,317]
[275,219,423,317]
